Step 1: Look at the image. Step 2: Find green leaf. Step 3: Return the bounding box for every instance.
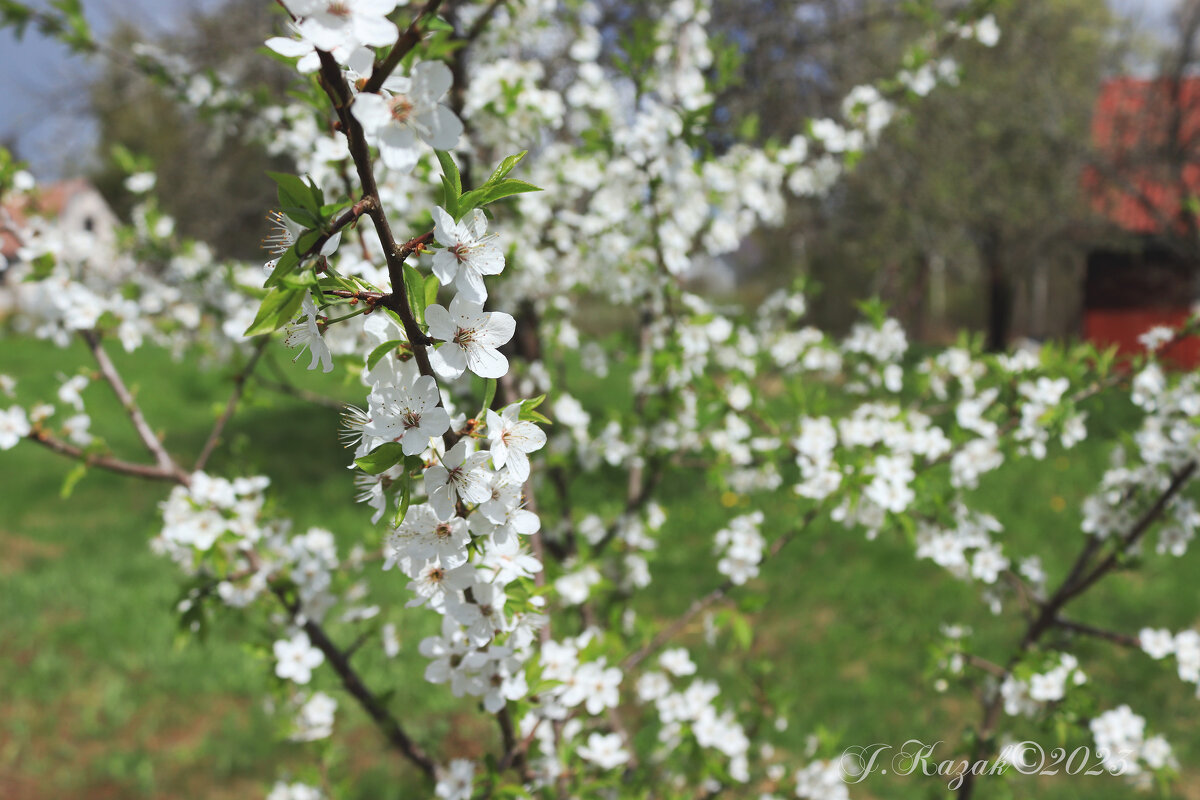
[478,378,497,419]
[355,441,405,475]
[731,612,753,651]
[487,151,528,185]
[263,247,300,288]
[24,252,55,282]
[435,150,461,219]
[423,274,440,309]
[519,394,551,424]
[243,285,305,337]
[366,339,407,371]
[458,179,541,215]
[267,171,320,217]
[403,263,427,325]
[392,470,413,527]
[60,461,87,499]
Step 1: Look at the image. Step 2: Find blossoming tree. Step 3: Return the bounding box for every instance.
[1,1,1196,798]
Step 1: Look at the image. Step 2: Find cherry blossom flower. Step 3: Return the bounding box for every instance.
[352,61,463,173]
[285,0,399,58]
[284,292,333,373]
[363,376,450,455]
[274,631,325,684]
[577,732,630,769]
[424,441,492,520]
[435,759,475,800]
[0,406,30,450]
[388,504,471,567]
[431,206,505,303]
[425,294,515,380]
[291,691,337,741]
[486,402,546,482]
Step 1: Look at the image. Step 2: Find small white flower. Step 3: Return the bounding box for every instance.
[486,402,546,482]
[577,732,630,769]
[388,504,471,567]
[364,376,450,455]
[284,292,333,373]
[435,758,475,800]
[352,61,463,173]
[274,631,325,684]
[287,0,399,57]
[425,294,515,380]
[291,691,337,741]
[0,406,31,450]
[431,206,504,303]
[424,441,492,520]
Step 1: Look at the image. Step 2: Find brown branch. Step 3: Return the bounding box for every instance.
[194,337,270,472]
[956,459,1197,799]
[27,430,186,483]
[300,195,376,259]
[1054,617,1141,649]
[80,329,188,483]
[274,587,437,778]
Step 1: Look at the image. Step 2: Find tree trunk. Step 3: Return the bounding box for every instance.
[980,231,1013,352]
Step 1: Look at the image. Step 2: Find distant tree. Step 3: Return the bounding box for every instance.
[87,1,294,259]
[806,0,1121,348]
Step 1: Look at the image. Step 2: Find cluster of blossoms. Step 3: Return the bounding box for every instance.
[713,511,766,585]
[999,652,1088,717]
[1139,627,1200,695]
[1089,705,1176,784]
[633,647,752,781]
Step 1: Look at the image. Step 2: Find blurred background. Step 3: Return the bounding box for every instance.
[3,0,1199,350]
[3,1,1200,798]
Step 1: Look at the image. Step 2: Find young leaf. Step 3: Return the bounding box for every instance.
[403,263,427,325]
[243,285,305,337]
[423,274,440,309]
[478,378,497,419]
[458,179,541,214]
[435,150,461,218]
[355,441,406,474]
[366,338,408,371]
[487,151,528,185]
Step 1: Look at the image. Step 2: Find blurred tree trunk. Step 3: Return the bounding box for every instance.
[979,228,1013,351]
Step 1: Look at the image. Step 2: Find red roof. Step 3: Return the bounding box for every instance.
[1083,77,1200,234]
[1,178,93,259]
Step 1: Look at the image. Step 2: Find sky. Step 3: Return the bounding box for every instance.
[0,0,224,176]
[0,0,1188,178]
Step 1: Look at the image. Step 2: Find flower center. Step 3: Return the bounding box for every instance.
[326,1,352,17]
[428,566,445,583]
[453,326,475,347]
[435,523,453,539]
[389,95,415,123]
[402,411,421,430]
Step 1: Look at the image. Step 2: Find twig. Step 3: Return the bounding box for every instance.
[27,430,185,483]
[1054,617,1141,649]
[275,587,437,778]
[80,329,188,482]
[194,337,270,472]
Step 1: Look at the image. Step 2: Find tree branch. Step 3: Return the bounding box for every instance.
[194,337,270,472]
[27,430,186,483]
[80,329,188,482]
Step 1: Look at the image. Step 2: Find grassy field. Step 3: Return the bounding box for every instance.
[1,333,1198,799]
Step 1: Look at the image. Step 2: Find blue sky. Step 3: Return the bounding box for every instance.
[0,0,224,176]
[0,0,1185,177]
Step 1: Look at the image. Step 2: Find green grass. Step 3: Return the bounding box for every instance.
[1,333,1198,799]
